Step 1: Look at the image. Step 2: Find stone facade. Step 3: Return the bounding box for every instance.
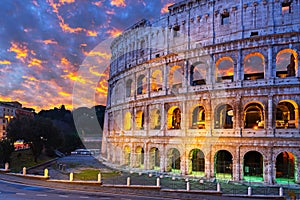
[102,0,300,184]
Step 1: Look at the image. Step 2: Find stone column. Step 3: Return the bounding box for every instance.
[147,67,151,98]
[181,147,187,175]
[163,64,168,93]
[205,151,213,178]
[296,158,300,183]
[263,157,274,185]
[235,146,241,181]
[182,100,187,136]
[161,103,166,136]
[160,145,166,173]
[237,49,243,81]
[267,95,274,135]
[267,46,274,79]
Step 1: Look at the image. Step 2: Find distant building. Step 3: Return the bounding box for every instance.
[0,101,35,139]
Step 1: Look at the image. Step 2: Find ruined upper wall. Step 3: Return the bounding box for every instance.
[109,0,300,77]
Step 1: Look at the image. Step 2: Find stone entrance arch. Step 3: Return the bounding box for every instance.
[149,147,160,170]
[167,148,181,173]
[276,151,296,183]
[243,151,264,182]
[188,149,205,176]
[135,146,144,168]
[215,150,233,180]
[124,146,131,166]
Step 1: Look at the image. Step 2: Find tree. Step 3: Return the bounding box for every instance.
[0,139,14,165]
[7,116,63,162]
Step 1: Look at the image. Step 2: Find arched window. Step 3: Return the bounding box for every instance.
[135,110,144,130]
[276,101,297,129]
[276,49,298,78]
[190,62,207,86]
[151,70,163,92]
[169,65,182,92]
[149,147,160,170]
[124,146,131,166]
[126,79,133,97]
[124,112,132,131]
[244,53,265,80]
[215,104,233,129]
[244,103,264,129]
[167,106,181,130]
[135,146,144,168]
[191,106,205,129]
[215,57,234,83]
[276,152,296,183]
[149,109,161,130]
[137,74,147,95]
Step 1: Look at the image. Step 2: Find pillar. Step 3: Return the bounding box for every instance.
[237,49,243,81]
[267,95,274,135]
[267,45,274,79]
[160,145,166,173]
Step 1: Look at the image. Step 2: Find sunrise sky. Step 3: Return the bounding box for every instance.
[0,0,177,111]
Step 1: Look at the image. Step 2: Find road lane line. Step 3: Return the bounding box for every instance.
[58,195,69,198]
[79,196,89,199]
[16,193,26,195]
[36,194,48,197]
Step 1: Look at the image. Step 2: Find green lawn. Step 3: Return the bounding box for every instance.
[74,169,120,181]
[9,149,53,173]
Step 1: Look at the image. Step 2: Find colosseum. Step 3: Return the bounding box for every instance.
[101,0,300,185]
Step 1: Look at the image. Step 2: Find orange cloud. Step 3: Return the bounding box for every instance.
[106,28,122,37]
[111,0,126,7]
[9,42,28,61]
[59,0,75,3]
[92,1,102,7]
[42,39,58,45]
[0,60,11,65]
[28,58,42,68]
[87,30,98,37]
[89,51,111,59]
[161,3,173,13]
[61,57,71,66]
[59,91,71,97]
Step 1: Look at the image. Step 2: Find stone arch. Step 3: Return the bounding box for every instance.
[188,148,205,175]
[124,111,132,131]
[214,150,233,180]
[169,65,183,91]
[190,61,207,86]
[243,151,264,182]
[135,146,144,168]
[125,79,133,97]
[275,151,297,183]
[137,74,147,95]
[149,147,160,170]
[276,49,298,78]
[189,104,206,129]
[215,56,234,83]
[167,106,181,130]
[244,52,265,80]
[276,100,298,129]
[166,148,181,173]
[149,108,161,130]
[214,104,234,129]
[124,145,131,166]
[135,110,145,130]
[244,101,265,129]
[151,69,163,92]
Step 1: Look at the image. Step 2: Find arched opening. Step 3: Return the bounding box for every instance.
[215,104,233,129]
[149,147,160,170]
[244,53,265,80]
[216,57,234,83]
[167,148,181,173]
[124,146,131,166]
[135,110,144,130]
[137,74,147,95]
[276,101,297,129]
[124,112,132,131]
[276,49,298,78]
[188,149,205,176]
[135,146,144,168]
[149,109,161,130]
[126,79,133,97]
[191,106,206,129]
[167,106,181,130]
[190,62,207,86]
[244,103,264,129]
[215,150,233,180]
[151,70,163,92]
[169,65,182,92]
[276,152,296,183]
[243,151,264,182]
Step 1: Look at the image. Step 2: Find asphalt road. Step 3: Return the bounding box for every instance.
[0,179,178,200]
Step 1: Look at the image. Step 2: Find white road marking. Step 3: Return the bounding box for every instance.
[58,195,69,198]
[36,194,48,197]
[99,198,111,200]
[16,193,26,195]
[79,196,89,199]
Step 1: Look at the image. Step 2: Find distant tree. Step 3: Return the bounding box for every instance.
[0,139,15,165]
[7,116,63,162]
